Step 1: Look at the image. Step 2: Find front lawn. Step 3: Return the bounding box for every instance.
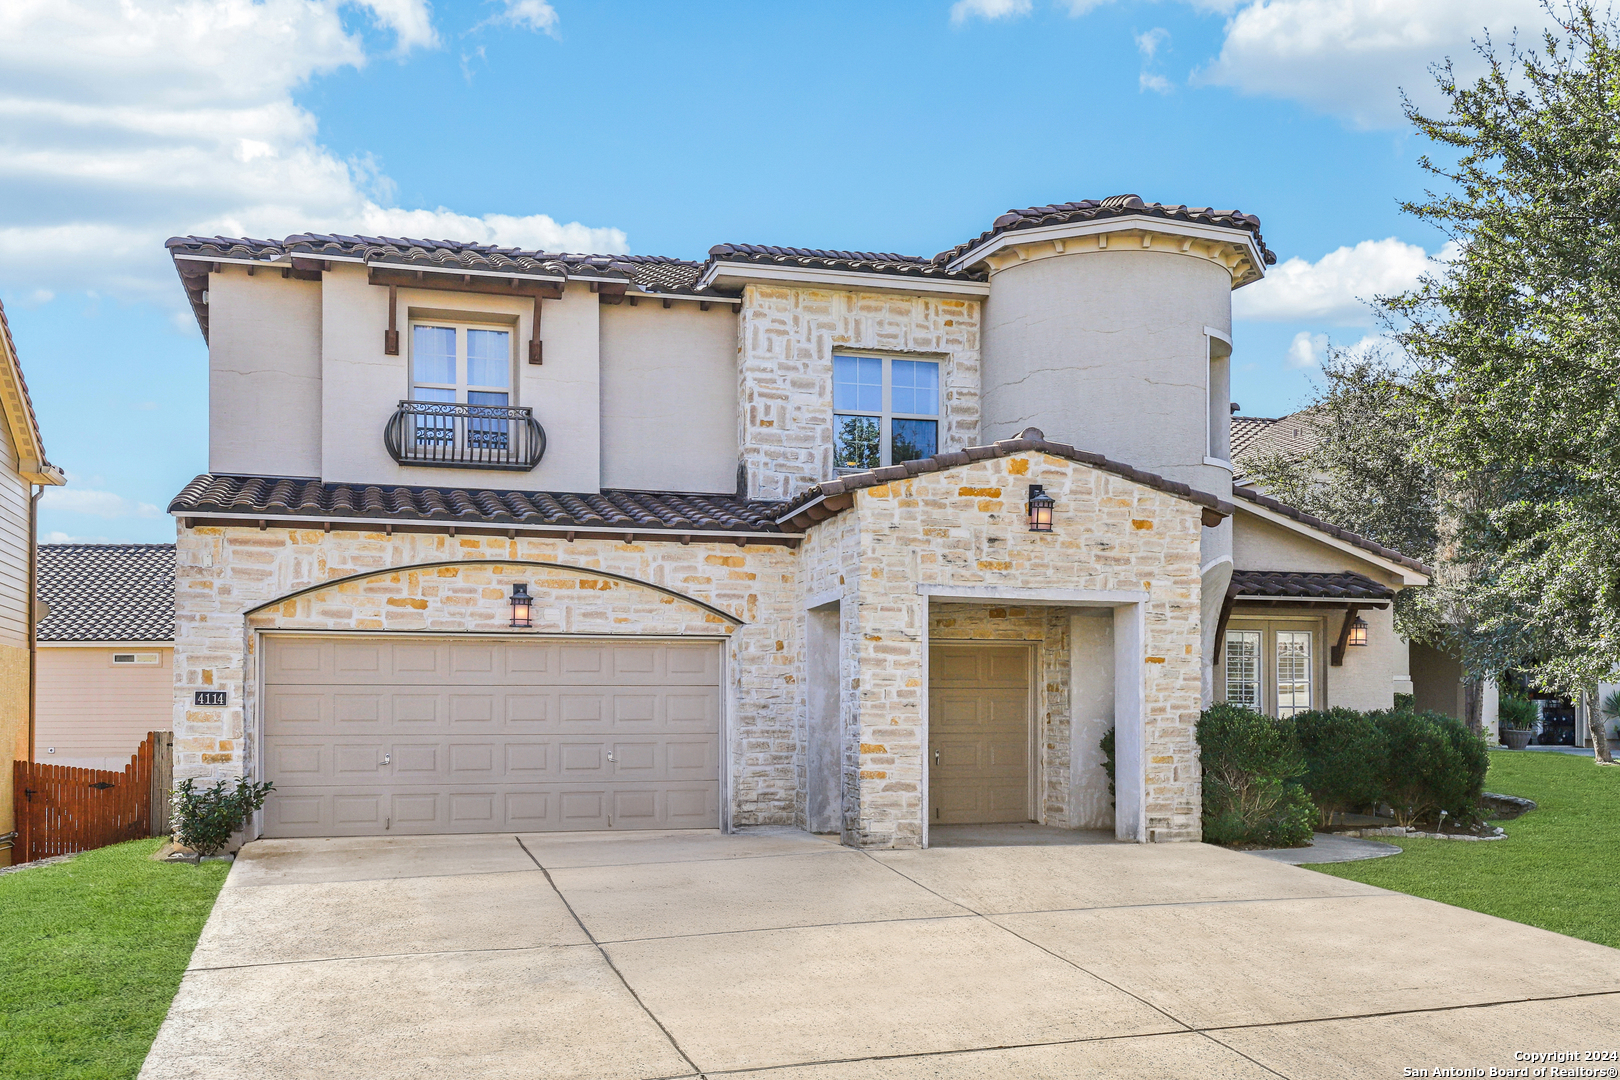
[0,839,229,1080]
[1313,750,1620,948]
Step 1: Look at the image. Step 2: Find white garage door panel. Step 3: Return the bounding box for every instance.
[261,636,722,837]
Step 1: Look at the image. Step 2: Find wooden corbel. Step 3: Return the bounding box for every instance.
[1331,604,1365,667]
[598,282,627,305]
[384,285,399,355]
[1211,583,1241,665]
[528,295,543,365]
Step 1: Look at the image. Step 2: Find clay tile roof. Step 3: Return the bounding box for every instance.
[707,243,988,283]
[36,544,176,642]
[775,427,1234,531]
[1230,412,1321,477]
[1230,569,1395,602]
[935,194,1276,266]
[1232,486,1432,576]
[167,476,790,538]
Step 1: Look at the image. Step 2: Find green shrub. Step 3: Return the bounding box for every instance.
[1373,710,1487,826]
[1394,692,1416,711]
[173,777,275,856]
[1198,704,1315,848]
[1100,727,1116,807]
[1293,707,1389,826]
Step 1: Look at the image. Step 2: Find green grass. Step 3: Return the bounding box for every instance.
[1313,750,1620,948]
[0,839,229,1080]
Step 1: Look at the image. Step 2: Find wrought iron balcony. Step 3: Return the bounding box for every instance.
[384,401,546,472]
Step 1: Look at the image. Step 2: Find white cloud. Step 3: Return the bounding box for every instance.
[0,1,625,305]
[41,487,162,519]
[1136,27,1169,60]
[1140,72,1172,93]
[490,0,559,34]
[951,0,1032,25]
[42,531,122,544]
[1197,0,1552,129]
[1287,331,1328,367]
[1234,237,1448,325]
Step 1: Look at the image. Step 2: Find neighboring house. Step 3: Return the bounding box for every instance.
[163,194,1429,849]
[34,543,176,770]
[0,301,65,866]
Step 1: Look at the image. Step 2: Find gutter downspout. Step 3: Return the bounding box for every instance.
[27,485,40,761]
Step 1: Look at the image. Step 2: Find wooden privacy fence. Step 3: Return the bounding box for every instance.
[13,731,174,864]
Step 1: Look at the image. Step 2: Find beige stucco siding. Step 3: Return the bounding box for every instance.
[980,247,1233,497]
[1233,511,1405,589]
[600,303,738,493]
[35,647,174,769]
[207,269,323,478]
[0,641,25,865]
[313,267,603,492]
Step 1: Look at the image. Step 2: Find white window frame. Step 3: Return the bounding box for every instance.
[1221,616,1323,717]
[408,319,515,406]
[112,652,161,666]
[832,352,941,471]
[1224,629,1263,710]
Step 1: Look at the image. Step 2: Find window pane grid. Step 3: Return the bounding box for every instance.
[1275,631,1313,719]
[1225,630,1262,709]
[832,354,940,470]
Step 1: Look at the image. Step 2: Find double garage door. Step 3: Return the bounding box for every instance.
[261,636,720,837]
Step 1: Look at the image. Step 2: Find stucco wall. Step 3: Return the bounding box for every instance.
[35,646,174,770]
[838,451,1205,845]
[1233,510,1405,588]
[737,285,981,501]
[0,641,25,866]
[315,267,603,492]
[980,246,1233,497]
[207,268,323,478]
[171,527,801,826]
[600,302,738,493]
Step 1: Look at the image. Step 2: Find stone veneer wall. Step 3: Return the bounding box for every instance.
[928,604,1075,826]
[171,528,802,826]
[794,506,864,841]
[842,451,1205,846]
[737,285,981,501]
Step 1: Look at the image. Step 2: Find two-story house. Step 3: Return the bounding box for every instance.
[164,195,1428,849]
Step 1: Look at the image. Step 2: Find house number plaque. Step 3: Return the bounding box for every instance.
[193,691,228,707]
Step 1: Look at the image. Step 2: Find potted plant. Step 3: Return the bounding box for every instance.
[1498,695,1538,750]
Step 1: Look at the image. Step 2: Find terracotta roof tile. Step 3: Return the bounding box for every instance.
[706,243,987,283]
[168,476,790,539]
[1231,569,1395,602]
[936,194,1276,266]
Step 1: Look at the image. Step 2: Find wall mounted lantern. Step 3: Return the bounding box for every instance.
[1026,484,1055,532]
[509,583,534,628]
[1347,615,1369,647]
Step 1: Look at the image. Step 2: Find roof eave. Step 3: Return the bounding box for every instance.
[945,215,1269,287]
[698,261,991,298]
[1233,496,1431,586]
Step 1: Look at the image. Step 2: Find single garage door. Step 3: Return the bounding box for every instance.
[260,635,721,837]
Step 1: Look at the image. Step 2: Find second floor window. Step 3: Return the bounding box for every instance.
[412,323,512,409]
[833,355,939,471]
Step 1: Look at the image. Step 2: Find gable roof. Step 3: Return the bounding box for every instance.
[36,544,176,642]
[1233,485,1431,579]
[776,427,1233,532]
[0,300,61,485]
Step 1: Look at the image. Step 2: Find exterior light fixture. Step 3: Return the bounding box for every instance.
[1347,615,1369,647]
[1026,484,1055,532]
[509,583,533,628]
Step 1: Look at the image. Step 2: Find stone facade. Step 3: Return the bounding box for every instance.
[835,451,1205,845]
[173,451,1206,849]
[171,529,801,826]
[737,285,981,500]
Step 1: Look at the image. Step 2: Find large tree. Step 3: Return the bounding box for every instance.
[1388,2,1620,710]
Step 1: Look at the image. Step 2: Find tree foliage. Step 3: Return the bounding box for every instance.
[1256,4,1620,694]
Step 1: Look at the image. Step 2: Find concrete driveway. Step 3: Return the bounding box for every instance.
[140,829,1620,1080]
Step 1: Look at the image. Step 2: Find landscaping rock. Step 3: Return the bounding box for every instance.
[152,842,199,865]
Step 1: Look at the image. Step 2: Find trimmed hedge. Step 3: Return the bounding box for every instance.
[1293,707,1389,826]
[1197,704,1490,845]
[1197,704,1315,848]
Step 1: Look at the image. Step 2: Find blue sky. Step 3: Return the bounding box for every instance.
[0,0,1550,543]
